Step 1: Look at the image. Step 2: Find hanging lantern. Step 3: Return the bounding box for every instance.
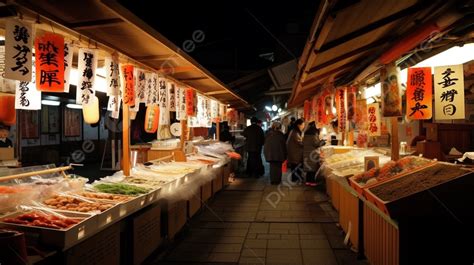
[0,94,16,125]
[144,105,159,133]
[82,96,99,124]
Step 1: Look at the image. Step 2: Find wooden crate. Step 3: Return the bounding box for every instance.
[363,202,399,265]
[201,180,213,202]
[187,191,201,218]
[338,182,360,251]
[132,204,161,265]
[166,200,187,239]
[212,167,224,195]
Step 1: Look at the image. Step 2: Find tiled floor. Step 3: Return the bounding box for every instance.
[149,175,369,265]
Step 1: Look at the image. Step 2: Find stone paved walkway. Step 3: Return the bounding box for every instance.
[149,176,369,265]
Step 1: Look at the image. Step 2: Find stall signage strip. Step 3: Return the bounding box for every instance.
[145,72,158,106]
[15,57,41,110]
[335,87,347,132]
[168,82,176,112]
[381,64,402,117]
[76,48,97,105]
[35,33,65,92]
[434,64,465,120]
[407,67,432,120]
[105,56,120,96]
[63,41,74,93]
[367,103,381,136]
[121,64,134,105]
[5,18,33,82]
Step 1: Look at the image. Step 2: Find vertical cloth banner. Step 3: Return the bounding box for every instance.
[168,82,176,111]
[335,87,347,132]
[76,48,97,105]
[130,68,140,112]
[380,64,402,117]
[367,103,381,136]
[107,95,121,119]
[122,65,134,105]
[105,56,120,96]
[185,88,197,117]
[5,19,33,82]
[15,57,41,110]
[158,77,169,125]
[211,99,219,121]
[35,33,65,92]
[136,68,146,103]
[63,41,74,93]
[434,64,465,120]
[145,72,158,106]
[177,86,186,120]
[347,86,357,124]
[355,99,368,130]
[317,95,324,127]
[407,67,432,119]
[219,103,226,121]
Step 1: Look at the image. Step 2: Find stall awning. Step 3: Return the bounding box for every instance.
[14,0,252,111]
[289,0,458,108]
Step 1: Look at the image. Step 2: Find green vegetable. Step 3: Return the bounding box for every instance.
[94,183,149,195]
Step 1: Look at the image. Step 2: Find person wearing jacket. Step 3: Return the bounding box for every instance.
[303,121,326,186]
[242,117,265,178]
[286,119,305,182]
[264,122,287,185]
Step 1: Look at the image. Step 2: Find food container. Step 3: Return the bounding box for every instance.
[119,194,148,217]
[0,210,98,250]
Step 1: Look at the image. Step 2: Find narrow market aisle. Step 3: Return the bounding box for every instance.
[151,176,368,265]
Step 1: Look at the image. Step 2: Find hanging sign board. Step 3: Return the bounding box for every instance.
[136,68,146,103]
[347,86,357,125]
[5,18,33,82]
[335,87,347,132]
[355,99,368,130]
[168,82,176,111]
[185,88,197,117]
[367,103,381,136]
[63,41,74,93]
[145,72,158,106]
[35,33,65,92]
[380,64,402,117]
[76,48,97,105]
[434,64,465,120]
[406,67,432,119]
[177,86,186,120]
[15,57,41,110]
[105,56,120,96]
[121,65,134,105]
[303,100,310,121]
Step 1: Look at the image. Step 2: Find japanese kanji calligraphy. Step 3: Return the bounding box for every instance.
[76,48,97,105]
[5,19,33,82]
[434,64,465,120]
[35,33,65,92]
[185,87,197,117]
[105,57,120,96]
[335,87,347,132]
[407,67,432,120]
[168,82,176,111]
[177,86,186,120]
[211,99,219,122]
[367,103,381,136]
[136,68,146,103]
[63,41,74,93]
[158,77,168,109]
[121,65,135,105]
[15,57,41,110]
[145,72,158,106]
[380,64,402,117]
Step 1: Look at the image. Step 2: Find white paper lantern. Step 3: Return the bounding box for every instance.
[82,95,99,124]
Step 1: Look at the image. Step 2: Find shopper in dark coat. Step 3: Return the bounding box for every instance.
[303,121,326,186]
[264,122,287,185]
[286,119,305,182]
[242,117,265,177]
[220,122,235,144]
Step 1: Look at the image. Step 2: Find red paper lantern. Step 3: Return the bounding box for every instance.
[144,105,159,133]
[0,95,16,125]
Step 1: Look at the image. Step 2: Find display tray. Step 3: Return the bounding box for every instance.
[119,194,148,217]
[0,210,98,250]
[364,163,474,219]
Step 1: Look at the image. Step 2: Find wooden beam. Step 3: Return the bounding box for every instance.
[158,66,195,74]
[122,105,130,176]
[205,90,229,95]
[134,54,178,61]
[264,90,292,96]
[179,76,209,81]
[67,18,124,30]
[301,60,359,88]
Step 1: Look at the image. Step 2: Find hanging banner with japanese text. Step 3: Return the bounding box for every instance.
[121,65,134,105]
[136,68,146,103]
[380,64,402,117]
[168,82,176,111]
[0,45,17,93]
[185,88,197,117]
[347,86,357,125]
[311,96,317,122]
[35,33,65,92]
[335,87,347,132]
[5,19,33,82]
[355,99,368,130]
[177,86,187,120]
[158,77,168,109]
[434,64,465,120]
[303,100,311,121]
[323,90,333,124]
[105,56,120,96]
[63,41,74,93]
[76,48,97,105]
[145,72,158,106]
[367,103,381,136]
[130,68,140,112]
[317,95,324,126]
[107,95,121,119]
[407,67,432,120]
[15,57,41,110]
[211,99,219,121]
[219,103,226,121]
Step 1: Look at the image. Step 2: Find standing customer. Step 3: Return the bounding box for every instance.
[303,121,326,186]
[242,117,265,178]
[286,119,305,182]
[264,122,287,185]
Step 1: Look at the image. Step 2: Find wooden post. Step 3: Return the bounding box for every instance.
[391,117,399,161]
[216,121,220,141]
[123,105,130,176]
[180,119,187,148]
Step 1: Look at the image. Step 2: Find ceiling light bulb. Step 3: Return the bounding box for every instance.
[272,105,278,111]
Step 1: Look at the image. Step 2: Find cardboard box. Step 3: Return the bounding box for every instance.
[0,147,14,160]
[133,204,161,265]
[65,222,120,265]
